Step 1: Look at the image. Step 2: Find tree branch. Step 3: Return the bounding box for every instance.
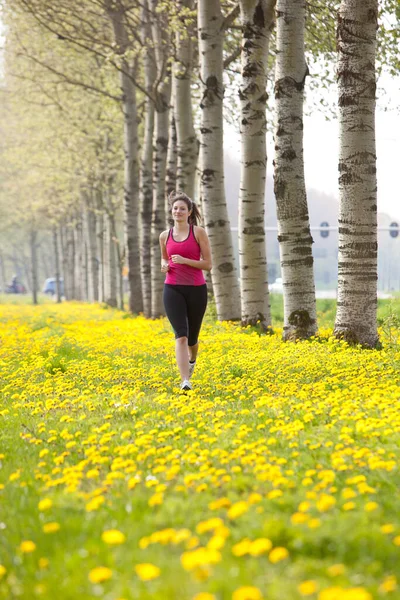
[224,46,241,68]
[221,4,240,31]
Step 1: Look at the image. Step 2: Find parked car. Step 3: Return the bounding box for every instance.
[43,277,64,296]
[269,277,283,294]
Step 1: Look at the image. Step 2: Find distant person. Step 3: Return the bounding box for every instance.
[159,191,212,391]
[10,275,19,293]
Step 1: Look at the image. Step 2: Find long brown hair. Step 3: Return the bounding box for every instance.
[168,190,201,226]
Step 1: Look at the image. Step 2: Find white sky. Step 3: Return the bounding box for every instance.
[225,74,400,221]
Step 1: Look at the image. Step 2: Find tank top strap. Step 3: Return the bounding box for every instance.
[191,224,200,246]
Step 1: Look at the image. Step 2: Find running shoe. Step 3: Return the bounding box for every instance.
[180,379,192,391]
[188,360,196,379]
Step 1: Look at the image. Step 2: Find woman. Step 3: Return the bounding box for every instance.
[160,191,212,391]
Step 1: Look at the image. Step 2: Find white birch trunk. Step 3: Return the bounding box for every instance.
[274,0,317,340]
[96,202,105,303]
[238,0,274,329]
[165,105,177,205]
[30,229,38,305]
[173,0,198,198]
[86,205,99,303]
[66,223,76,299]
[198,0,240,320]
[74,213,83,301]
[139,0,155,318]
[107,4,143,313]
[53,228,62,303]
[105,211,118,308]
[334,0,379,347]
[149,0,171,318]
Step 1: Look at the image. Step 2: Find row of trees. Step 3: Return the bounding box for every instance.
[0,0,398,347]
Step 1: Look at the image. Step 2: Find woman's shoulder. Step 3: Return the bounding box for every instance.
[193,225,209,243]
[159,229,170,242]
[193,225,207,237]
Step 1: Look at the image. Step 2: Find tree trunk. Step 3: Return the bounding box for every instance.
[59,227,69,300]
[66,223,76,300]
[165,107,177,212]
[86,204,99,302]
[173,0,198,198]
[238,0,274,330]
[96,199,105,303]
[139,0,156,318]
[120,63,142,313]
[198,0,240,321]
[74,212,83,301]
[105,210,118,308]
[334,0,379,347]
[0,252,6,293]
[273,0,317,340]
[30,229,38,305]
[149,0,171,318]
[53,228,61,303]
[107,4,143,314]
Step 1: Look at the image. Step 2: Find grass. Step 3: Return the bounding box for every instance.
[1,299,400,600]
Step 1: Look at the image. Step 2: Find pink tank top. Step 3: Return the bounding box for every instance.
[165,226,206,286]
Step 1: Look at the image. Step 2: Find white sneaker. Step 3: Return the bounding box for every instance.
[180,379,192,391]
[188,360,196,379]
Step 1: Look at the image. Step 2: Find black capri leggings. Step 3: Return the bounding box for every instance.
[163,284,208,347]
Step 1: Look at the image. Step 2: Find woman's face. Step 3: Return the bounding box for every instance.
[172,200,191,223]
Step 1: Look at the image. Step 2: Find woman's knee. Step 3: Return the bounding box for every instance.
[176,336,188,346]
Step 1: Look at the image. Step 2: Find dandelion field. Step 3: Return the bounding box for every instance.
[1,301,400,600]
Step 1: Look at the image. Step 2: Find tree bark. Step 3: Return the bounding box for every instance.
[173,0,198,198]
[165,107,177,213]
[149,0,171,318]
[53,227,62,303]
[139,0,156,318]
[198,0,241,320]
[66,223,76,300]
[274,0,317,340]
[30,228,38,305]
[334,0,379,347]
[107,4,143,313]
[238,0,274,330]
[85,201,99,302]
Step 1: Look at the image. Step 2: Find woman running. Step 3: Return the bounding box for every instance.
[160,191,212,391]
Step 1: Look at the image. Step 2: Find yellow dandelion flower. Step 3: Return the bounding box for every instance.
[208,497,231,510]
[232,586,263,600]
[249,538,273,556]
[364,501,378,512]
[380,524,395,534]
[269,547,289,563]
[316,494,336,512]
[38,498,52,511]
[326,564,346,577]
[298,581,318,596]
[393,536,400,546]
[43,522,60,534]
[101,529,126,545]
[0,565,6,578]
[192,594,216,600]
[20,540,36,553]
[308,518,321,529]
[39,558,49,569]
[227,501,249,520]
[232,538,251,557]
[135,563,161,581]
[88,566,113,583]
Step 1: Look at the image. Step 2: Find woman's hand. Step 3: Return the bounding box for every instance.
[171,254,187,265]
[161,260,170,273]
